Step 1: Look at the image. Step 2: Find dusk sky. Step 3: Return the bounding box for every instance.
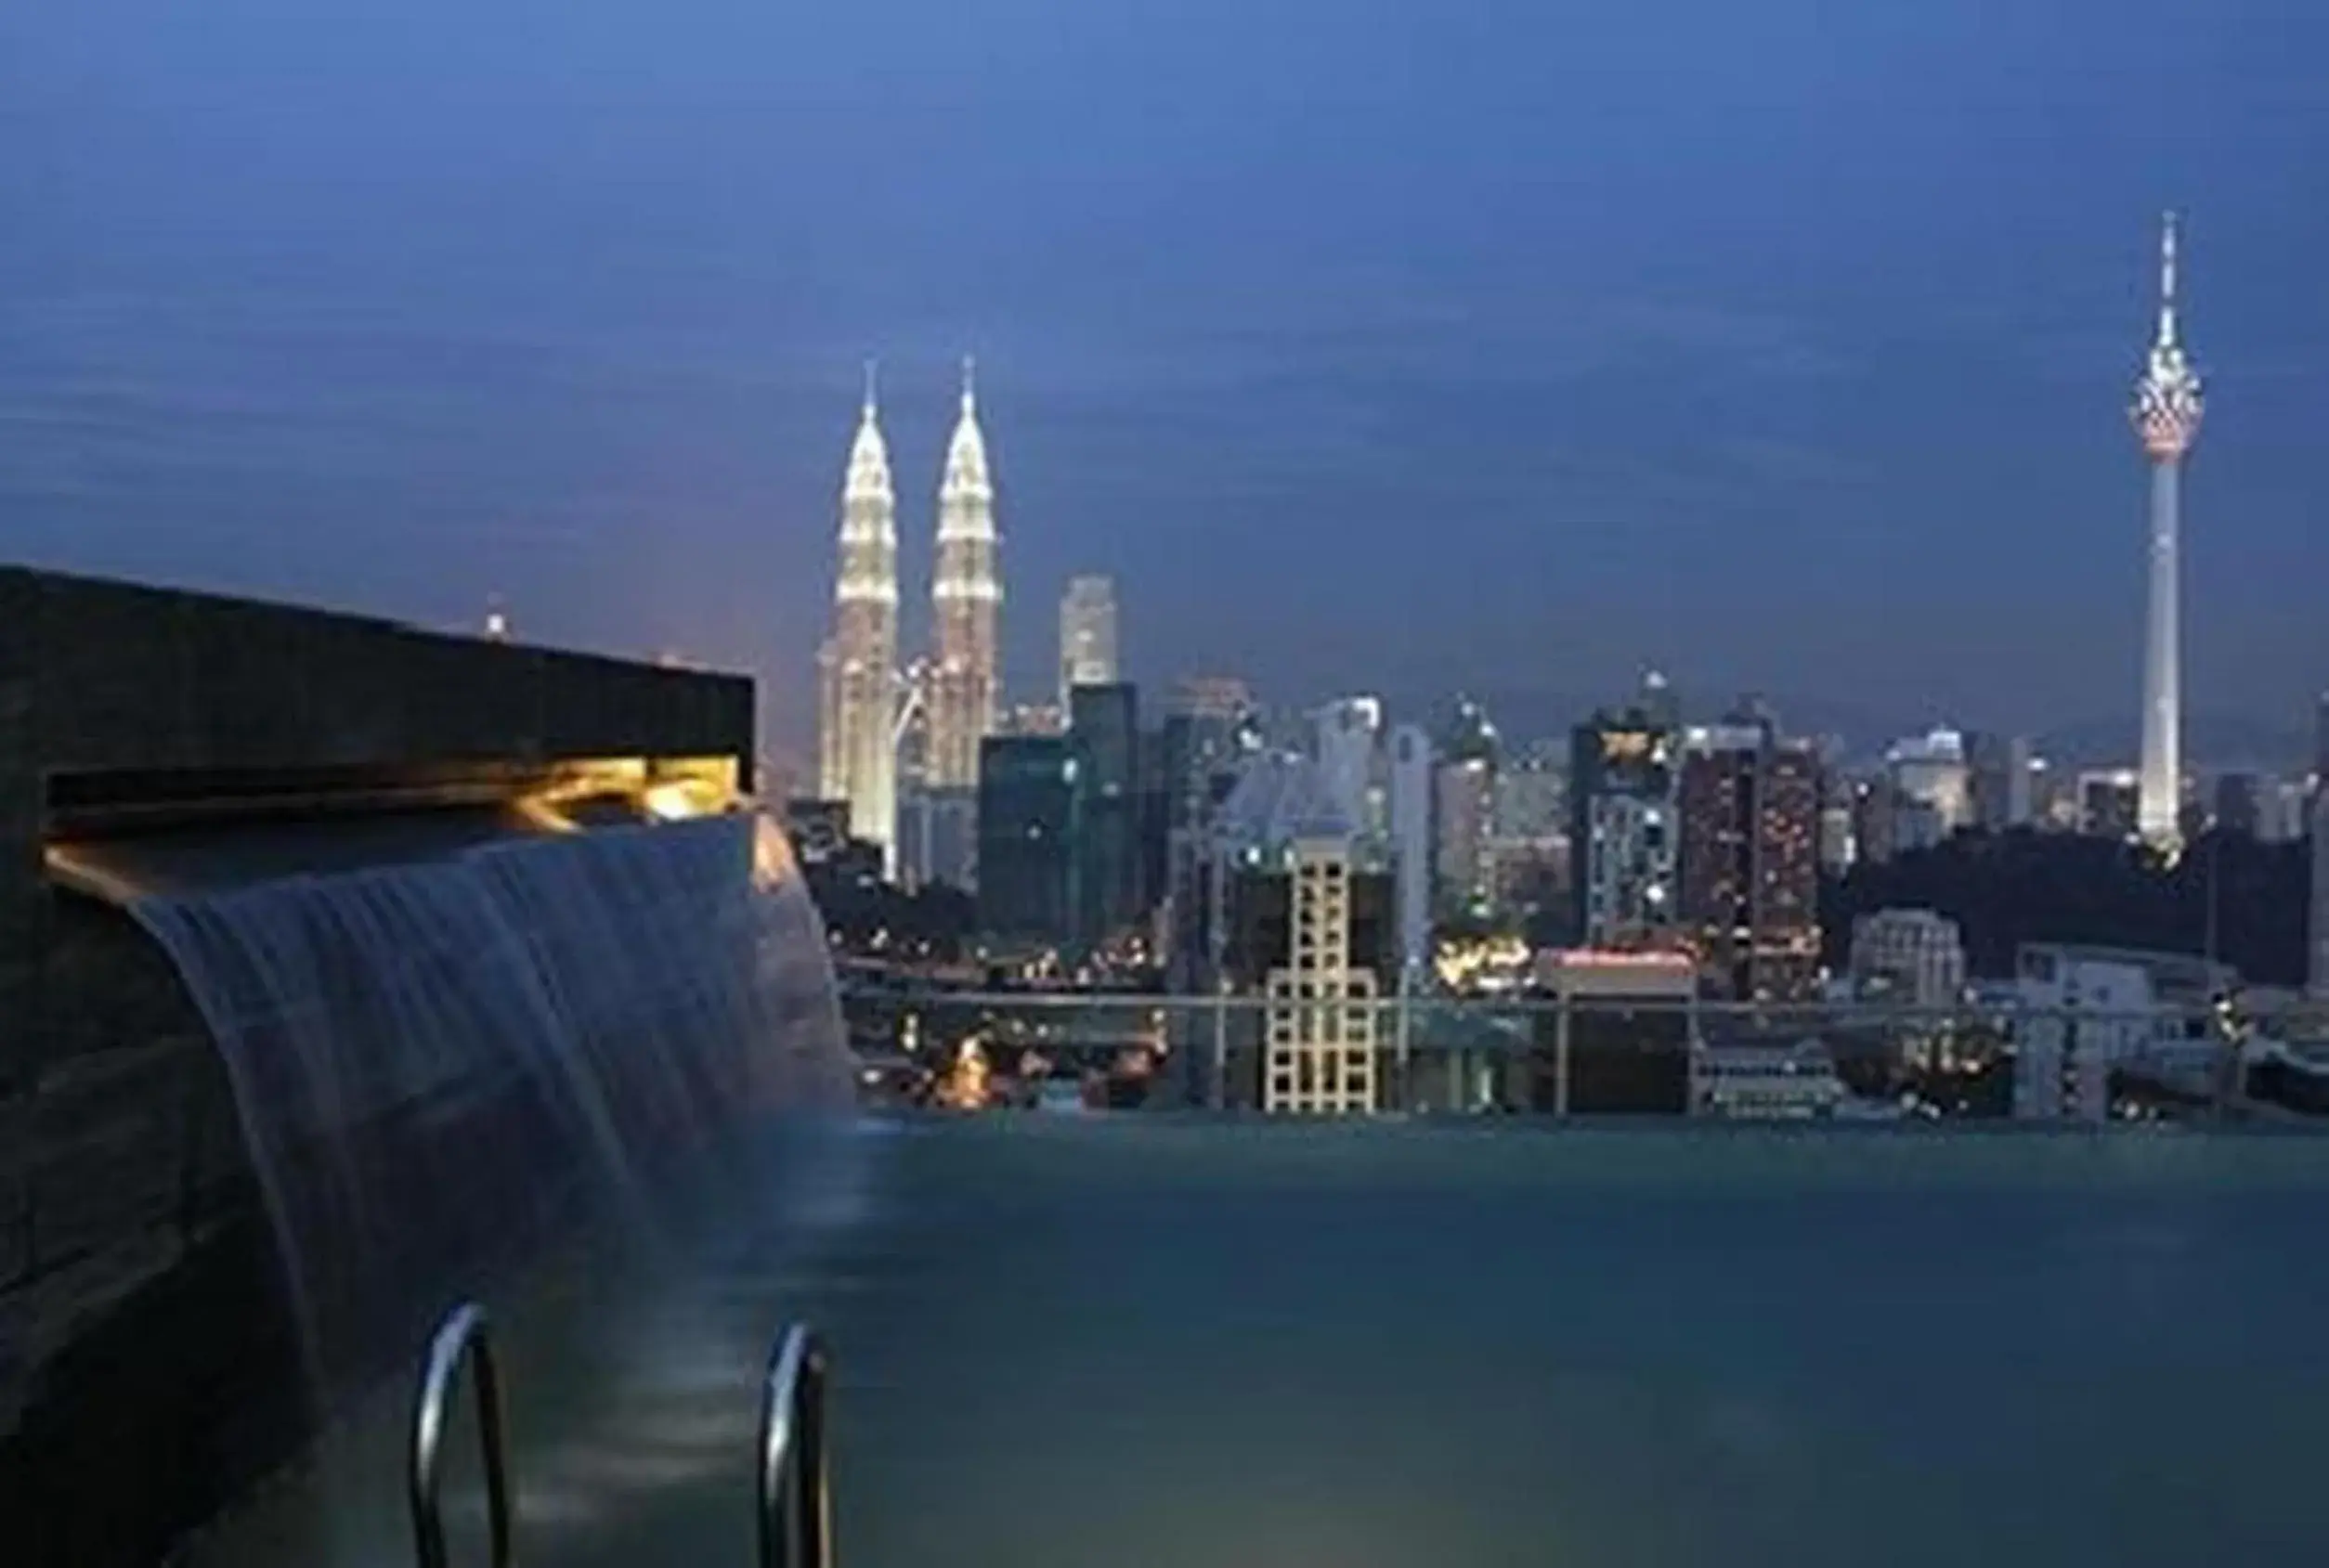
[4,1,2324,764]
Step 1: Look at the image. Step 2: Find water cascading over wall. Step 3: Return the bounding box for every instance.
[132,811,852,1392]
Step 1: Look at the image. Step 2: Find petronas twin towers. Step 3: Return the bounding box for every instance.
[816,360,999,870]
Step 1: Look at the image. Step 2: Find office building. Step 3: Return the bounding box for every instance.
[1817,805,1855,875]
[1068,682,1141,945]
[1817,771,1858,874]
[1638,667,1682,729]
[1159,680,1256,987]
[2129,214,2204,852]
[1569,709,1679,949]
[1884,728,1971,849]
[1848,775,1896,865]
[1436,756,1495,918]
[1435,699,1498,917]
[1676,723,1822,1001]
[896,784,978,892]
[929,360,1002,788]
[975,735,1078,944]
[1058,575,1118,708]
[1261,839,1381,1116]
[1485,746,1567,921]
[816,370,900,869]
[1849,909,1967,1009]
[1386,723,1434,980]
[1492,749,1565,842]
[1485,748,1567,921]
[1966,732,2034,831]
[1314,696,1383,840]
[2078,770,2140,839]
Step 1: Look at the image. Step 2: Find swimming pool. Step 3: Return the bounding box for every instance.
[187,1118,2329,1568]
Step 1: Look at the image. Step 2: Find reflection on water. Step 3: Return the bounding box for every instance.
[191,1120,2329,1568]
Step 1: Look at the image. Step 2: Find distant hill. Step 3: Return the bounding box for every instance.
[1824,827,2308,988]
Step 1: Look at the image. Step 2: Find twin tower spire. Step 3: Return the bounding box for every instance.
[817,358,999,869]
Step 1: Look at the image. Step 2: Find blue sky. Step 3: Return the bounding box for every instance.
[3,1,2324,760]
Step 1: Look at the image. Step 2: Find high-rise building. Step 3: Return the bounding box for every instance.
[1435,699,1499,918]
[1818,800,1856,875]
[2028,755,2077,832]
[1434,757,1494,919]
[1313,696,1383,839]
[1483,745,1565,925]
[1848,775,1896,865]
[1068,682,1140,945]
[2130,214,2204,852]
[1386,723,1434,980]
[1639,667,1682,730]
[2078,770,2140,839]
[1849,909,1967,1009]
[1676,723,1822,1001]
[816,369,900,871]
[929,358,1001,789]
[1492,750,1565,843]
[895,784,978,892]
[1058,575,1119,709]
[1261,839,1381,1116]
[1160,677,1255,988]
[1569,709,1679,949]
[1966,732,2034,832]
[975,734,1079,944]
[1884,729,1971,850]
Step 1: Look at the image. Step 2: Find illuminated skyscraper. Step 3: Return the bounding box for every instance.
[1386,723,1434,980]
[1569,708,1678,949]
[1059,575,1118,708]
[929,357,1001,788]
[2130,213,2204,852]
[1677,723,1821,1001]
[1435,699,1498,918]
[1313,695,1383,836]
[816,365,900,869]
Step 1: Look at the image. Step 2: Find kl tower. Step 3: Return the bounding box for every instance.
[2130,212,2204,854]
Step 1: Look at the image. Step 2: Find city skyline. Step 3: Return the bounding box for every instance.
[6,3,2328,753]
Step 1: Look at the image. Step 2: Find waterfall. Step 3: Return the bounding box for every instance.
[133,811,852,1393]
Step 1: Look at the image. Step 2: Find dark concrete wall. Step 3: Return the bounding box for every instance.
[0,566,757,1565]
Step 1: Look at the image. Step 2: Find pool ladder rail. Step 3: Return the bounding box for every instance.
[408,1302,834,1568]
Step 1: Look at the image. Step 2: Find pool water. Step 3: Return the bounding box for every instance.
[188,1119,2329,1567]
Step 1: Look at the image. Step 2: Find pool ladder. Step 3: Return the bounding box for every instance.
[408,1302,834,1568]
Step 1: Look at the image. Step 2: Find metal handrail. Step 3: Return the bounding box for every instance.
[410,1301,515,1568]
[756,1324,834,1568]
